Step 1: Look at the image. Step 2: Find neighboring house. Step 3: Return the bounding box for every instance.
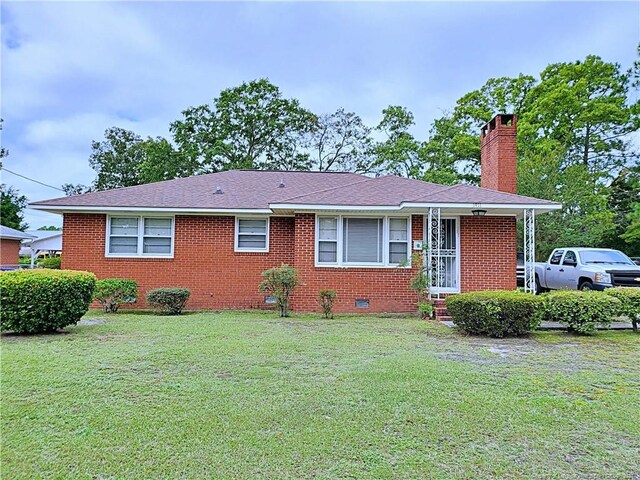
[30,115,561,313]
[0,226,34,270]
[20,230,63,267]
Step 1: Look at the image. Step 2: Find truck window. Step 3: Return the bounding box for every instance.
[563,251,577,265]
[550,250,564,265]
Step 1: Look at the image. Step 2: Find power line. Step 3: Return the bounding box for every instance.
[1,167,65,192]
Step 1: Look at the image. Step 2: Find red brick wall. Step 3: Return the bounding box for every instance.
[0,239,21,266]
[62,212,517,312]
[480,114,517,194]
[62,214,295,309]
[292,214,424,313]
[460,216,517,291]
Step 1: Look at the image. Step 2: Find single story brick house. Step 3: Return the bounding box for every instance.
[31,114,561,313]
[0,225,34,270]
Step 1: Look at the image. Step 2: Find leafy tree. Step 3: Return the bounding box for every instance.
[420,75,536,183]
[88,128,192,191]
[37,225,62,231]
[374,106,422,177]
[1,184,28,230]
[62,183,92,196]
[90,127,147,190]
[607,166,640,255]
[171,79,316,172]
[139,137,194,183]
[305,109,375,173]
[520,55,639,175]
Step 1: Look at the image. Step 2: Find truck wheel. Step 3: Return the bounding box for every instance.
[579,280,594,291]
[535,276,546,295]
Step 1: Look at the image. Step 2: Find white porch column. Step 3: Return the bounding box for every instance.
[523,208,536,293]
[427,207,442,298]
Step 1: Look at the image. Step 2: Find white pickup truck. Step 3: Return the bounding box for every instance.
[534,248,640,293]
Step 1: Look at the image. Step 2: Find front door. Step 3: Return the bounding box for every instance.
[427,217,460,294]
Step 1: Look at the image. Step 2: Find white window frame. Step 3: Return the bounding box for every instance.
[315,214,411,268]
[235,216,270,253]
[105,215,175,258]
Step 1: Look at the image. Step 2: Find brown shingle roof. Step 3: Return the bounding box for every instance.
[31,170,558,211]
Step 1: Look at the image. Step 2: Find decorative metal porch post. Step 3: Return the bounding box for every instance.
[427,207,442,298]
[523,208,536,293]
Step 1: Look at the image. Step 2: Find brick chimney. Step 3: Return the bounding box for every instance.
[480,114,517,194]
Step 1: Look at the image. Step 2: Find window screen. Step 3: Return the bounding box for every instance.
[109,217,139,254]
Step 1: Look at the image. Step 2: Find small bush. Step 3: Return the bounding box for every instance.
[418,302,433,319]
[259,264,298,317]
[146,288,191,315]
[318,290,336,318]
[446,291,542,337]
[0,269,96,333]
[605,287,640,333]
[40,257,61,269]
[93,278,138,313]
[541,290,620,335]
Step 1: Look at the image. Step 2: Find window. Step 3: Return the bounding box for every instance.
[316,215,410,267]
[318,217,338,263]
[343,217,383,263]
[236,218,269,251]
[143,218,172,254]
[563,251,577,265]
[549,250,564,265]
[107,216,173,257]
[388,218,408,264]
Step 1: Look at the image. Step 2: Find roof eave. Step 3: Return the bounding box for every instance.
[28,205,273,215]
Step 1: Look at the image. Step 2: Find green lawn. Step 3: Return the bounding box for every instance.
[2,311,639,479]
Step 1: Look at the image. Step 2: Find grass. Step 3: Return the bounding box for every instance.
[2,310,639,479]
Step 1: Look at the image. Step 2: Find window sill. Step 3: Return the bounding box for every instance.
[315,263,412,269]
[105,254,174,259]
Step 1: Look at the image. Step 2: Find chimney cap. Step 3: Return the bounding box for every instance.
[481,114,517,137]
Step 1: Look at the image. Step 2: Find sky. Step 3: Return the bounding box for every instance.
[1,1,638,229]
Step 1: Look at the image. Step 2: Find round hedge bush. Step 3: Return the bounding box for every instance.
[0,269,97,334]
[146,288,191,315]
[605,287,640,333]
[445,290,542,337]
[540,290,620,335]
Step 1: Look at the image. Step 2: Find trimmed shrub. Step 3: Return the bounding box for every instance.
[605,287,640,333]
[446,291,543,337]
[40,257,61,269]
[0,269,96,333]
[541,290,620,335]
[318,290,336,319]
[93,278,138,313]
[146,288,191,315]
[259,264,298,317]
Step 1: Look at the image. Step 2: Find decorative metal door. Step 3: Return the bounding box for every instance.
[427,212,459,295]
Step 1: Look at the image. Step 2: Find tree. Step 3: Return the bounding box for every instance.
[89,127,147,190]
[305,108,375,173]
[607,166,640,255]
[171,79,316,172]
[62,183,92,196]
[373,106,422,177]
[420,75,536,184]
[87,128,193,191]
[520,55,640,175]
[37,225,62,231]
[1,184,28,230]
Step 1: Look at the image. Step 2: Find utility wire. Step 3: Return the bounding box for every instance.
[1,167,65,192]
